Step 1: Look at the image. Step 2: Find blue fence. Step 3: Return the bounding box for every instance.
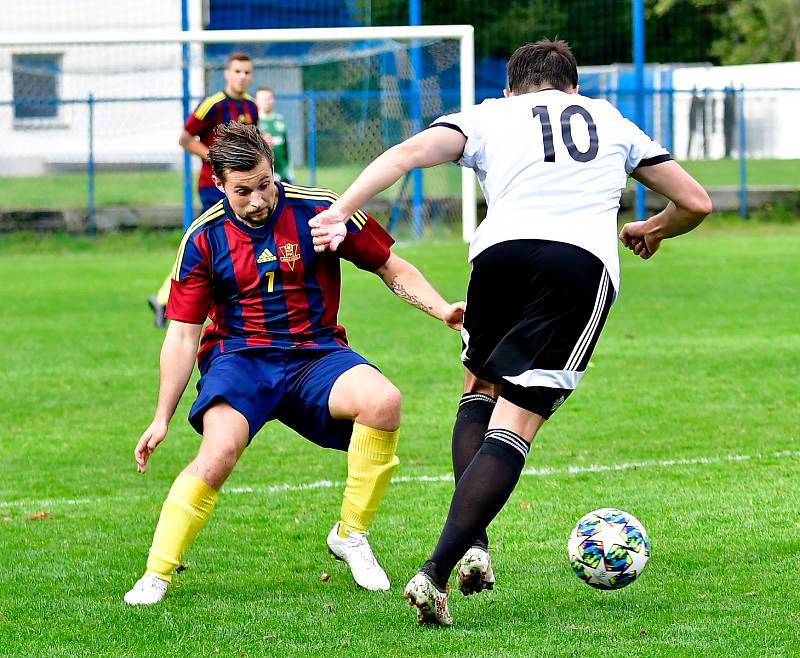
[5,82,798,231]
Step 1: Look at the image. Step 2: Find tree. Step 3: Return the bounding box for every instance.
[655,0,800,64]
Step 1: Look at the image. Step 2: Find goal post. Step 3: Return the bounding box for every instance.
[0,25,477,240]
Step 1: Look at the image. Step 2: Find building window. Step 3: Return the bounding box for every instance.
[13,53,61,120]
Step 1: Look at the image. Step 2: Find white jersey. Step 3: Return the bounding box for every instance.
[434,90,669,291]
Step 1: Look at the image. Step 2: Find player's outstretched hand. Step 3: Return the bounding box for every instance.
[443,301,466,331]
[134,421,168,473]
[619,221,661,260]
[309,207,348,253]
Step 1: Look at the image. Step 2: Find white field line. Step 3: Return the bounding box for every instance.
[2,450,799,511]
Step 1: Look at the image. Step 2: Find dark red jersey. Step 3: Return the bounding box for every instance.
[183,92,258,190]
[166,183,394,368]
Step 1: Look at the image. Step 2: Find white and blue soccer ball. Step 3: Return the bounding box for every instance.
[567,507,650,590]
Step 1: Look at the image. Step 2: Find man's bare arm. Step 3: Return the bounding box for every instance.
[310,127,467,252]
[178,130,210,161]
[620,160,712,259]
[134,320,203,472]
[374,252,464,330]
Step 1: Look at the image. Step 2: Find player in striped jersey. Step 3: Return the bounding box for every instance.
[149,52,258,328]
[311,39,712,625]
[124,121,464,606]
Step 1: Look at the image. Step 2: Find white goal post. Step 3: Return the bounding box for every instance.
[1,25,477,240]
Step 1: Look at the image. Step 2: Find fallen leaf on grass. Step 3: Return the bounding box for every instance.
[28,511,52,521]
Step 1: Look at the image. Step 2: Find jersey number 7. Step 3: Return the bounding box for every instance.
[532,105,599,163]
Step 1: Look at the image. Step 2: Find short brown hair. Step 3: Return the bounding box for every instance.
[255,86,274,95]
[226,51,252,67]
[507,39,578,94]
[208,121,274,182]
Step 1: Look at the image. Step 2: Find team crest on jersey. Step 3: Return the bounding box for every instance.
[279,243,302,270]
[256,247,276,263]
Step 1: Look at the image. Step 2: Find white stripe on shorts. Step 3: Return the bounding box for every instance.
[564,269,610,372]
[460,325,470,362]
[502,367,584,390]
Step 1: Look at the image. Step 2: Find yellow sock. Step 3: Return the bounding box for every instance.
[145,472,218,583]
[155,274,172,307]
[339,423,400,536]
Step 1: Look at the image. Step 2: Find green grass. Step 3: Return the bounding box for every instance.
[680,158,800,187]
[0,222,799,657]
[0,164,460,210]
[1,159,797,209]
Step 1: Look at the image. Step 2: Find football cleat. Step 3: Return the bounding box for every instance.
[456,546,495,596]
[124,573,169,605]
[403,572,453,626]
[326,522,390,591]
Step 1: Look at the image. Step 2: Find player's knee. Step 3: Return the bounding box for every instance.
[464,370,497,397]
[362,381,402,431]
[197,433,242,467]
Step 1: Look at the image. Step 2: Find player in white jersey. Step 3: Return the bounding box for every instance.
[310,39,712,626]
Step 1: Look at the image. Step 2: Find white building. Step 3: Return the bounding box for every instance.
[0,0,204,176]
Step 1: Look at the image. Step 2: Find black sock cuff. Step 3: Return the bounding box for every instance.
[457,393,496,422]
[459,392,496,409]
[483,429,529,466]
[420,560,448,591]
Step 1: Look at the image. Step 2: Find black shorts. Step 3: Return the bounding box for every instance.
[462,239,614,419]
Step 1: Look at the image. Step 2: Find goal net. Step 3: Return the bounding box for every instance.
[0,26,475,238]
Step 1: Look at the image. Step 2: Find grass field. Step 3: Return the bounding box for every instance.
[1,159,798,209]
[1,221,799,657]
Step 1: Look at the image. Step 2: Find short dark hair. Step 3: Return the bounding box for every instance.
[208,121,274,182]
[507,39,578,94]
[226,51,252,67]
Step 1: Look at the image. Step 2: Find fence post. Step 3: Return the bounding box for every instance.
[181,0,193,230]
[410,0,424,237]
[87,93,96,235]
[632,0,646,221]
[737,85,748,219]
[307,92,317,187]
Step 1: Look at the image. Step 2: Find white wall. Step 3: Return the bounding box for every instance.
[671,61,800,160]
[0,0,205,176]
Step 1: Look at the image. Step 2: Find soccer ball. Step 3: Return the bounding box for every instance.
[567,507,650,590]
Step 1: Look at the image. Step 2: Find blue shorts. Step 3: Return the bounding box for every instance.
[188,347,372,451]
[198,186,225,213]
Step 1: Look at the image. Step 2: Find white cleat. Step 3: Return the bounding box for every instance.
[403,572,453,626]
[456,546,495,596]
[124,573,169,605]
[326,522,390,591]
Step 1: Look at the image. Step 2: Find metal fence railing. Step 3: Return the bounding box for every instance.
[2,85,799,233]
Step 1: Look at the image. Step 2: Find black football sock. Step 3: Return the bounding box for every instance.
[422,428,529,589]
[451,393,495,550]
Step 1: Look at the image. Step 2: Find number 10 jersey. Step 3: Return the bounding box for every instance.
[433,89,670,291]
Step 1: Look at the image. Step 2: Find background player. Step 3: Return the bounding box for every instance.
[256,86,294,184]
[148,52,258,328]
[125,121,464,606]
[310,39,712,625]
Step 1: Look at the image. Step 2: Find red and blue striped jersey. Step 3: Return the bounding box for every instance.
[183,92,258,190]
[166,182,395,368]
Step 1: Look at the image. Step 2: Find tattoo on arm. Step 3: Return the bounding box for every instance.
[390,275,434,315]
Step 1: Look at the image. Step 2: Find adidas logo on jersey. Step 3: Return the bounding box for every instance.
[257,248,276,263]
[551,395,566,414]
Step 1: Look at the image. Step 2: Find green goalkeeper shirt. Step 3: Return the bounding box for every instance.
[258,111,292,182]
